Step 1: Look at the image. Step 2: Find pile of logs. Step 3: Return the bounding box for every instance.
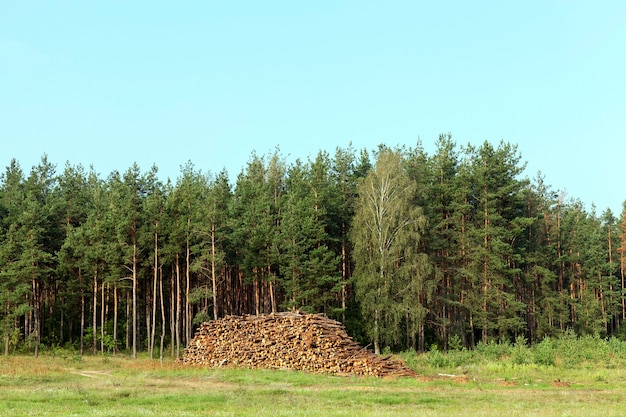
[178,311,416,378]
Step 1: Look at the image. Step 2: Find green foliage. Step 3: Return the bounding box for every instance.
[447,334,465,351]
[351,149,431,353]
[532,337,556,366]
[424,345,452,368]
[475,340,512,361]
[403,333,626,376]
[1,139,626,357]
[83,325,120,354]
[512,335,531,365]
[4,327,22,354]
[278,156,340,312]
[192,311,211,326]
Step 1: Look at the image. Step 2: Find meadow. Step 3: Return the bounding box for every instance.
[2,334,626,417]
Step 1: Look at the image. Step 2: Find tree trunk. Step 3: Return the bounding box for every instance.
[60,299,65,347]
[170,265,175,358]
[145,284,150,358]
[482,197,489,345]
[31,262,40,358]
[254,275,260,315]
[160,265,166,362]
[175,254,181,358]
[100,280,105,353]
[341,240,347,323]
[151,228,158,359]
[269,279,276,314]
[79,267,85,355]
[113,283,118,354]
[622,250,626,321]
[618,209,626,320]
[211,223,218,320]
[374,307,380,355]
[92,266,98,354]
[469,313,475,349]
[126,292,130,351]
[185,237,191,345]
[557,203,565,330]
[132,241,138,359]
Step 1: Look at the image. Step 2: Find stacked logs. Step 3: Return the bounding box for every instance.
[178,311,416,378]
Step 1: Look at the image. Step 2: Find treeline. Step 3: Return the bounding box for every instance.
[1,135,625,357]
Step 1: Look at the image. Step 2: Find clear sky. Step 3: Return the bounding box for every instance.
[1,1,625,214]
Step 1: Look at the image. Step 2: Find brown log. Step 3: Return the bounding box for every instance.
[178,311,416,378]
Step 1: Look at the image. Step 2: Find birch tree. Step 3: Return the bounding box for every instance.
[351,149,428,354]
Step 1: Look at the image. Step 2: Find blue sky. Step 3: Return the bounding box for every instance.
[1,1,625,214]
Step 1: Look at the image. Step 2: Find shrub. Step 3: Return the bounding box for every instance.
[475,339,511,361]
[512,336,531,365]
[401,332,626,373]
[532,337,555,366]
[553,329,579,367]
[426,345,452,368]
[447,334,464,352]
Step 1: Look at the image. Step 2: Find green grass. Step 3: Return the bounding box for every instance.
[1,349,625,417]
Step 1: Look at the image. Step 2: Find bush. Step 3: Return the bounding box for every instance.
[607,337,626,359]
[553,331,611,367]
[475,339,511,361]
[426,345,452,368]
[512,336,531,365]
[447,334,464,352]
[84,326,120,354]
[401,332,626,373]
[532,337,556,366]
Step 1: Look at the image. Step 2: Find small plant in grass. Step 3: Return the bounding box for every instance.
[396,349,419,371]
[532,336,556,366]
[512,335,531,365]
[447,334,464,352]
[594,371,609,384]
[475,339,511,362]
[550,331,619,368]
[426,345,451,368]
[553,328,579,367]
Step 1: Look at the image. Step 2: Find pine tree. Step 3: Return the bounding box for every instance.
[0,157,60,356]
[522,173,560,341]
[422,134,462,349]
[56,163,91,348]
[167,162,207,354]
[141,166,165,359]
[108,164,149,358]
[465,141,531,343]
[328,145,363,324]
[58,168,107,354]
[190,169,231,321]
[618,205,626,323]
[601,208,621,335]
[230,152,284,315]
[279,158,338,312]
[0,160,31,355]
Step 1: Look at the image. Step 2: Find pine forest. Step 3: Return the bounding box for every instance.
[2,135,625,357]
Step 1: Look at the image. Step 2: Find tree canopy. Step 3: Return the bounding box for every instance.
[1,138,624,356]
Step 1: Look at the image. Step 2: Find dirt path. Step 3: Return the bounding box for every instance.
[70,369,112,378]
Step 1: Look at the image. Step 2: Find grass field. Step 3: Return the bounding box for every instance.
[1,348,625,417]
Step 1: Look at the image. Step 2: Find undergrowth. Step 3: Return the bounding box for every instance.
[399,331,626,373]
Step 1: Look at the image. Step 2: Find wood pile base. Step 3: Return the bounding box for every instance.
[178,312,416,378]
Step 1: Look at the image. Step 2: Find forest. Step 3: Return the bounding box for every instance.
[1,135,625,357]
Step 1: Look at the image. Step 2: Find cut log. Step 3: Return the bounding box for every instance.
[178,311,416,378]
